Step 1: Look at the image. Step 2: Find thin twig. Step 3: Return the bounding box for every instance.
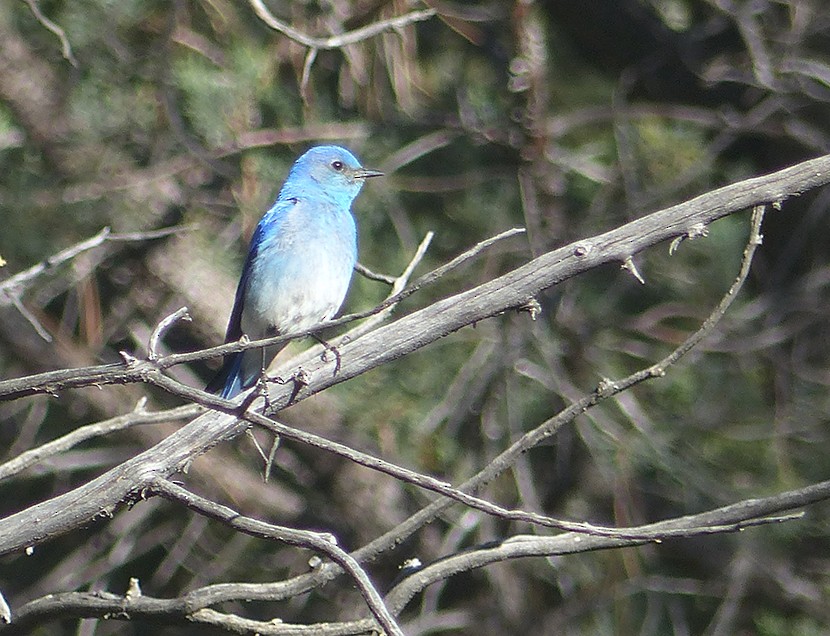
[0,225,189,300]
[148,308,191,361]
[0,403,202,481]
[22,0,78,67]
[395,227,525,305]
[382,511,804,616]
[337,230,434,340]
[299,47,317,104]
[249,0,435,49]
[107,226,197,242]
[354,262,396,285]
[0,227,109,299]
[10,295,51,342]
[0,224,188,343]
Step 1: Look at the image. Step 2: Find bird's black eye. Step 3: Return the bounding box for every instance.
[331,160,344,171]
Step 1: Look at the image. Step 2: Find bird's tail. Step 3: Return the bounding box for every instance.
[205,352,246,399]
[206,344,282,399]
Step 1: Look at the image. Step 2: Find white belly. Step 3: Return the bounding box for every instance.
[240,216,356,338]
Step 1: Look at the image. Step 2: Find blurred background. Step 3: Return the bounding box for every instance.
[1,0,830,633]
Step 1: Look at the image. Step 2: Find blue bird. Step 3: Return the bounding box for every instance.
[207,145,382,399]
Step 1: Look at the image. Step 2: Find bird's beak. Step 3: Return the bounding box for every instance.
[354,168,384,180]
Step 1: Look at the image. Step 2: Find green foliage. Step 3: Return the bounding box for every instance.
[756,612,829,636]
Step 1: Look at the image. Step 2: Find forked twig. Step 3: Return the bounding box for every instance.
[152,479,403,636]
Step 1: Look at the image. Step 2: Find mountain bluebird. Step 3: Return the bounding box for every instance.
[207,145,382,399]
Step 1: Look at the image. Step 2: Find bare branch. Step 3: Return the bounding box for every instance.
[0,403,202,481]
[151,479,402,636]
[321,204,768,564]
[0,225,187,301]
[248,0,436,49]
[22,0,78,67]
[299,47,317,105]
[0,227,110,301]
[148,307,192,361]
[354,262,396,285]
[383,503,817,616]
[329,230,434,345]
[9,294,51,342]
[8,481,827,632]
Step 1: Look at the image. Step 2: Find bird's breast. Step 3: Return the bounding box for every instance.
[241,203,357,338]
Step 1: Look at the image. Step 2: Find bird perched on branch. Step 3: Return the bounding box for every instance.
[207,145,382,399]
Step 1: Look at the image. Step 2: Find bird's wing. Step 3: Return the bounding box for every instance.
[222,200,290,342]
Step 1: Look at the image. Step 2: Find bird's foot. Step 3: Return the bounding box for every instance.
[268,368,311,406]
[255,372,272,412]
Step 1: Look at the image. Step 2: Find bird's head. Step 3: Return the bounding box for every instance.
[283,145,382,204]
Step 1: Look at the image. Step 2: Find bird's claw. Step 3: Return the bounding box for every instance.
[255,373,272,412]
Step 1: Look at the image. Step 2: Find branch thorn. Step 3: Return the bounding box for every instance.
[518,297,542,320]
[119,351,139,366]
[125,578,142,600]
[670,222,710,255]
[622,257,645,284]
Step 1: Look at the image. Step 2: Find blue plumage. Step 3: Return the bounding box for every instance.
[207,145,382,398]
